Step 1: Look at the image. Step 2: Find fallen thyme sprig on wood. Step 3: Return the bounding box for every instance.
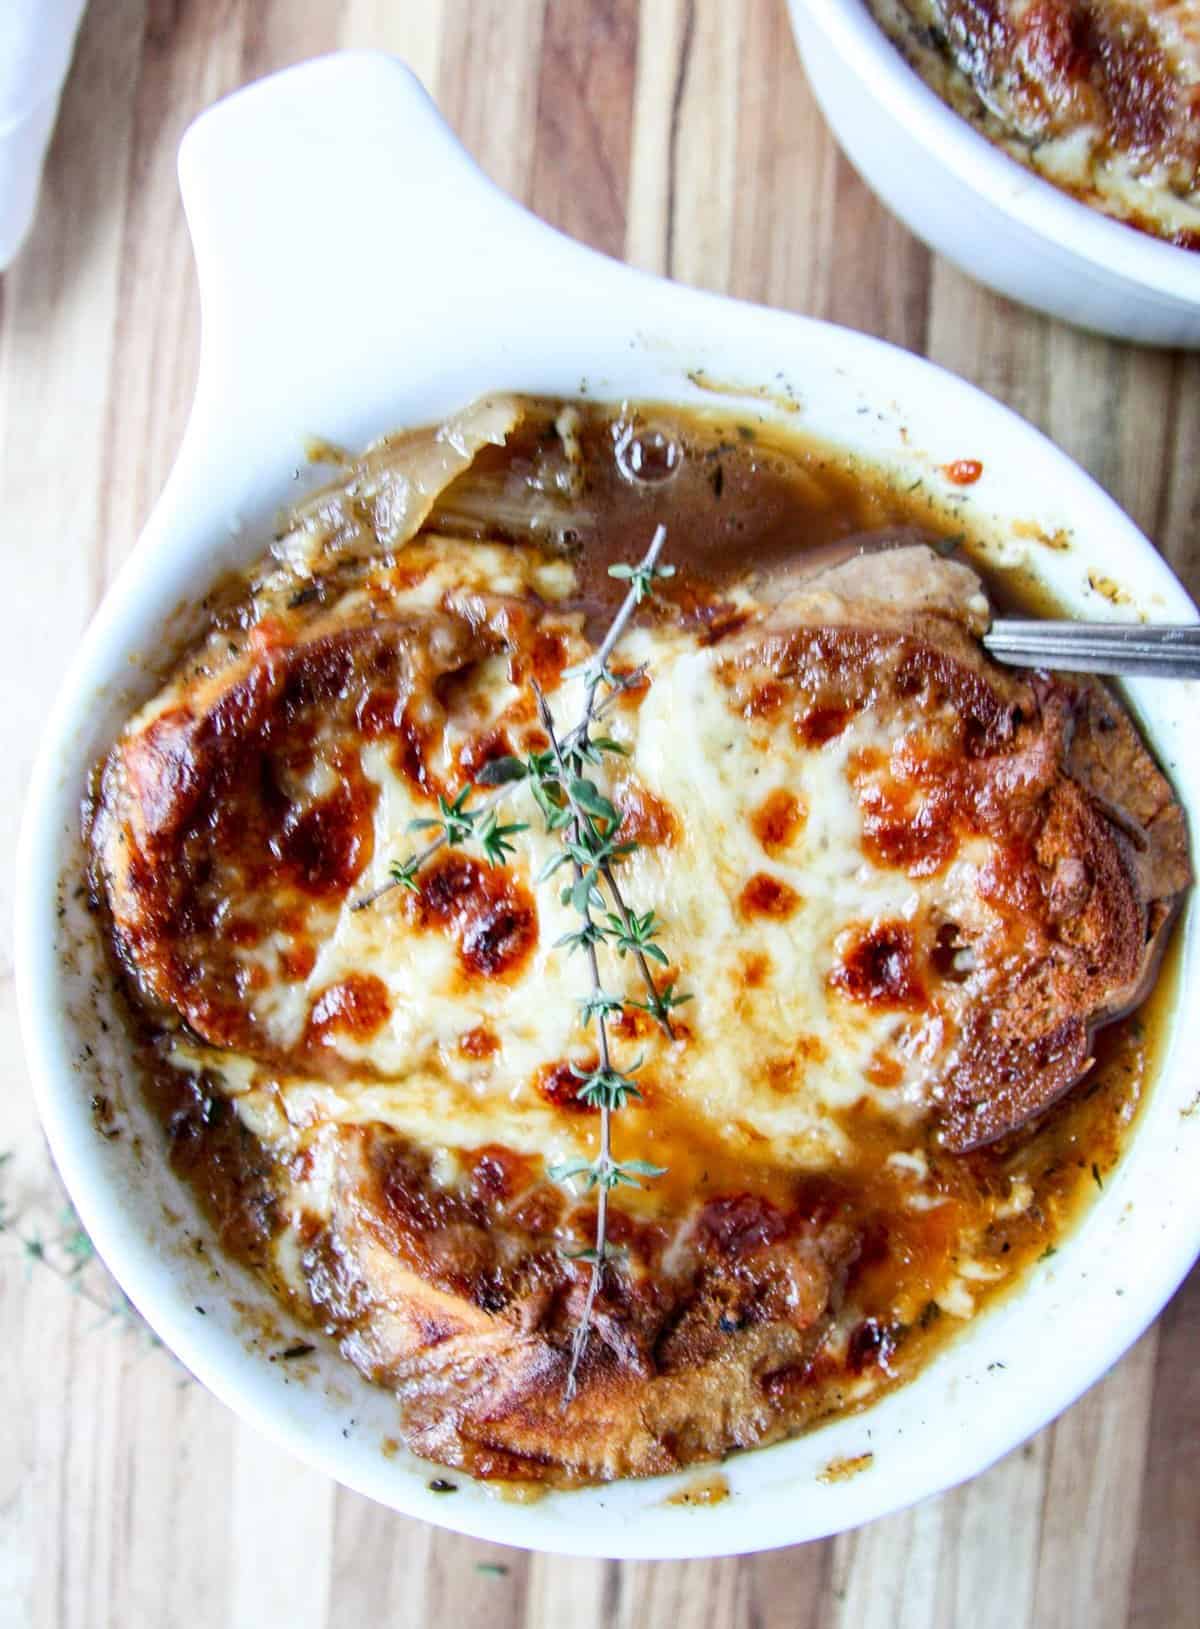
[351,525,690,1392]
[0,1153,169,1354]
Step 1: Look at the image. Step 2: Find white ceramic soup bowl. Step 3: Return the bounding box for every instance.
[15,52,1200,1559]
[789,0,1200,348]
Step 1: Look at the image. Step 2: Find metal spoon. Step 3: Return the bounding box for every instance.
[982,620,1200,679]
[748,531,1200,679]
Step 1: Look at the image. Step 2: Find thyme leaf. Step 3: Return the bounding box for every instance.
[474,755,529,787]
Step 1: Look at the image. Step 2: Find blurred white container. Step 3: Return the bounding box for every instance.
[0,0,88,268]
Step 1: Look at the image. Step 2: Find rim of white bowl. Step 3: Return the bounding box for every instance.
[15,334,1200,1553]
[812,0,1200,303]
[12,49,1200,1557]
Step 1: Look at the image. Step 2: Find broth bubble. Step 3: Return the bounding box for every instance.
[614,421,682,486]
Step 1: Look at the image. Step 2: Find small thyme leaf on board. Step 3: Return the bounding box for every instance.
[0,1160,175,1362]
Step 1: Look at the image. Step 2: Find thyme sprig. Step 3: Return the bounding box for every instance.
[352,525,688,1395]
[529,676,669,1394]
[350,671,648,911]
[476,526,682,1040]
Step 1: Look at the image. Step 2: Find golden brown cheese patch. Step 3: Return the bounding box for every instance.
[101,631,393,1050]
[307,974,392,1046]
[412,855,538,983]
[459,1024,500,1060]
[751,787,806,853]
[613,777,680,847]
[535,1058,600,1114]
[739,872,804,919]
[829,922,927,1011]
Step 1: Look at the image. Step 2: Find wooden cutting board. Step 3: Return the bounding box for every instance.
[1,2,1196,1624]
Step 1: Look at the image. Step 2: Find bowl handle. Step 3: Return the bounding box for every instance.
[177,52,566,419]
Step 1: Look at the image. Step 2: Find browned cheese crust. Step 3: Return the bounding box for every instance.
[874,0,1200,248]
[301,1129,860,1481]
[719,561,1190,1149]
[911,1,1199,177]
[90,520,1191,1484]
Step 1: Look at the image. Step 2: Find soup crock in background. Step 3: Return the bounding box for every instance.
[789,0,1200,348]
[14,53,1200,1558]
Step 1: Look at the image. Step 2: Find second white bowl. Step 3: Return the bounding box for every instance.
[790,0,1200,347]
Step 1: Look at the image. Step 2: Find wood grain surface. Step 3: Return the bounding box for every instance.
[2,2,1197,1624]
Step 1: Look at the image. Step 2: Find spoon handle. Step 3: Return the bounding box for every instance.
[983,620,1200,679]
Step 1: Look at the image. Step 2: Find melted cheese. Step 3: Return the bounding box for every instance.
[160,547,1024,1223]
[869,0,1200,244]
